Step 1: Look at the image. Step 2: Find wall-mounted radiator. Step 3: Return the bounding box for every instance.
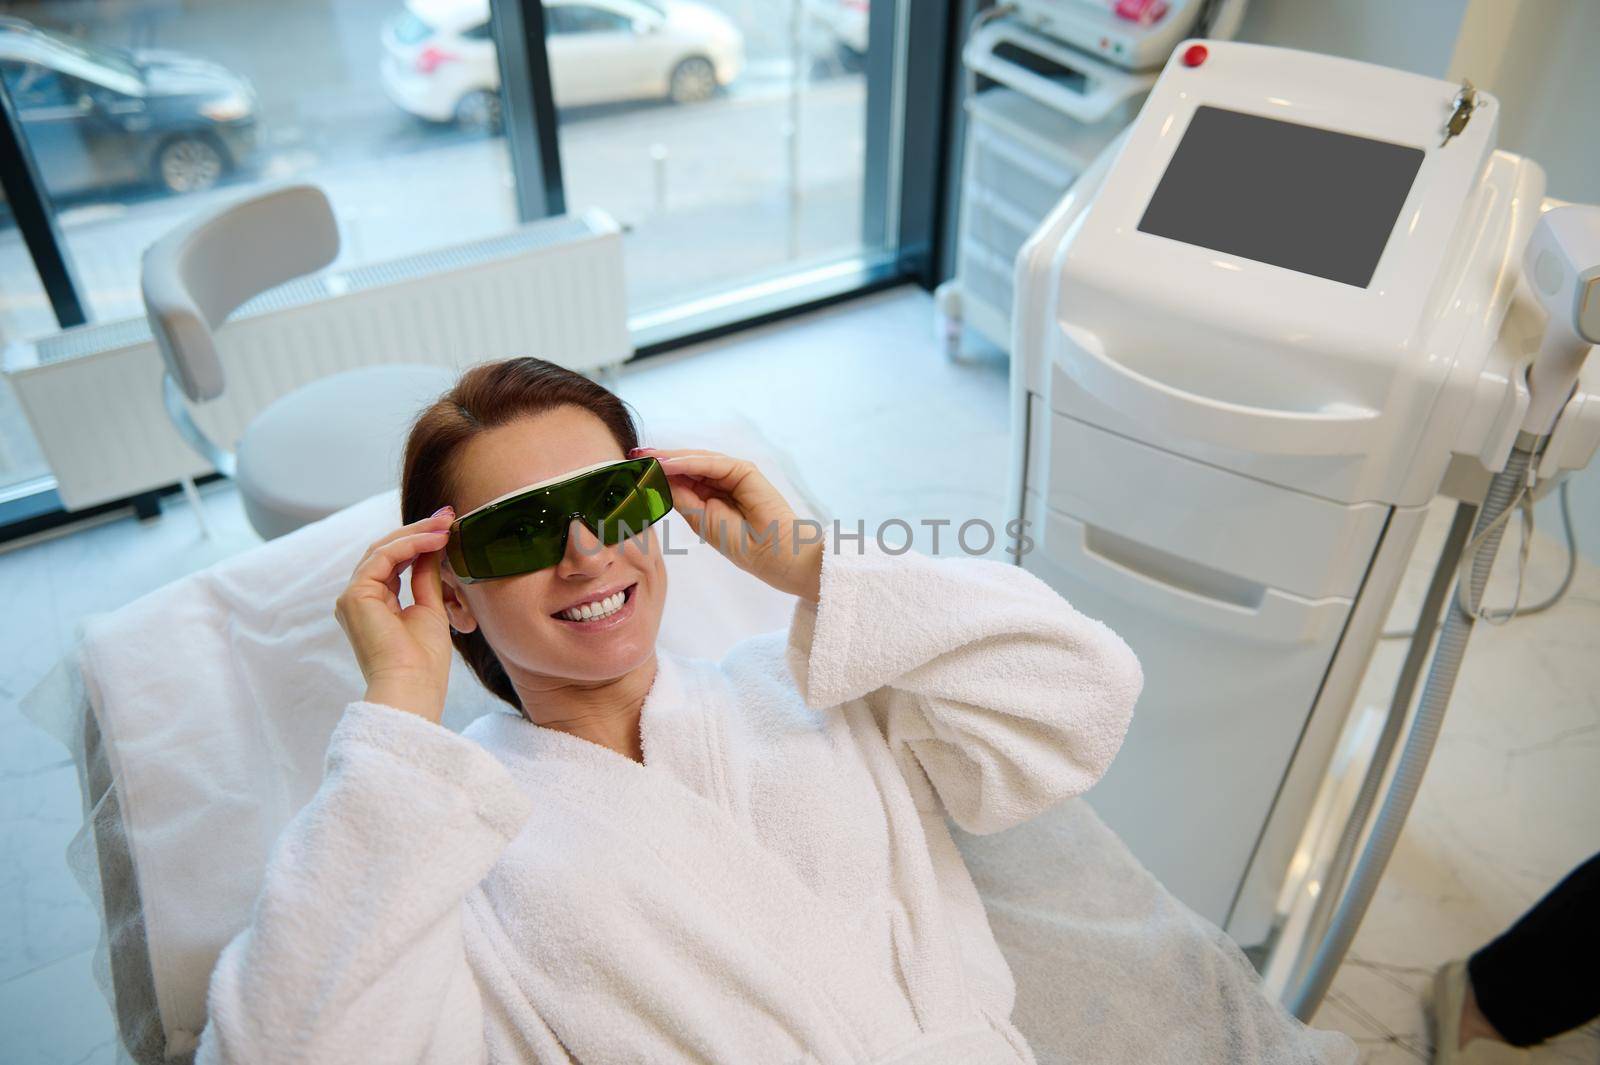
[3,209,629,511]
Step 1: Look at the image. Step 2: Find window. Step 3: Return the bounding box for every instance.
[2,61,76,108]
[390,10,435,46]
[0,2,523,327]
[2,0,948,533]
[547,5,634,36]
[552,0,893,329]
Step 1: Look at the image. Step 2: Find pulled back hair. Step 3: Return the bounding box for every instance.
[400,357,640,713]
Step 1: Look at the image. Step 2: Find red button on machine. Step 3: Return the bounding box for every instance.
[1182,43,1209,67]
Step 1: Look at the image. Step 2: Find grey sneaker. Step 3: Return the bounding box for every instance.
[1425,960,1530,1064]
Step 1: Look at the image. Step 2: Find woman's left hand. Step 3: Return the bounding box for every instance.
[632,446,822,603]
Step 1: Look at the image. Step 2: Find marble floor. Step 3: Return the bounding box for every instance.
[1,286,1596,1063]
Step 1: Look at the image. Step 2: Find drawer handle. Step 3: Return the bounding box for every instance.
[1082,524,1266,611]
[1055,323,1381,457]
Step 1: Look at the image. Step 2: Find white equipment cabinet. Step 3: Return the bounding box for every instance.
[939,0,1245,357]
[1007,38,1600,983]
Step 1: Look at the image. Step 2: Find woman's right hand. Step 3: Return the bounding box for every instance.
[334,506,457,723]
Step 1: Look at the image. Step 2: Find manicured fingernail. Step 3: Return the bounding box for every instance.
[433,505,454,518]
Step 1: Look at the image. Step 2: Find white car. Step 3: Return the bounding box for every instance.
[381,0,744,130]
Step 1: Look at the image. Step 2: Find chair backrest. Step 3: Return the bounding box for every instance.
[141,184,340,403]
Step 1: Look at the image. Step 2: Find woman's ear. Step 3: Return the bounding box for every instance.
[440,573,480,634]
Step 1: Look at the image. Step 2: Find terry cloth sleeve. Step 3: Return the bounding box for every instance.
[785,540,1143,835]
[195,701,534,1065]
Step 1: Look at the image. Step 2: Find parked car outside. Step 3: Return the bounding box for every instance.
[803,0,868,72]
[380,0,745,132]
[0,16,259,200]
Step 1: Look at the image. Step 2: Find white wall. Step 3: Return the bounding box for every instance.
[1234,0,1469,77]
[1448,0,1600,206]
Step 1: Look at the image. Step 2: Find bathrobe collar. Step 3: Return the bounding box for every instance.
[469,649,729,812]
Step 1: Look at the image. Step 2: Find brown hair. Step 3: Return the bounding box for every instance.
[400,357,640,713]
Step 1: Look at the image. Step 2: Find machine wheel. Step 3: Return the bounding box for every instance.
[155,135,226,194]
[454,89,504,135]
[668,56,718,104]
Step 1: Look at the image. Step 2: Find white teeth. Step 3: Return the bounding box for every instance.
[559,590,627,622]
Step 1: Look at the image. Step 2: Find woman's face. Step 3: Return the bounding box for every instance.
[439,406,667,686]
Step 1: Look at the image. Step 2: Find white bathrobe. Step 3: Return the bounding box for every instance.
[195,540,1143,1065]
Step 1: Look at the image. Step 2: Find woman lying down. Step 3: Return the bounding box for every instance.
[194,357,1339,1065]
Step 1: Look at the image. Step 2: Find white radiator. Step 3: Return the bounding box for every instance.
[3,209,630,511]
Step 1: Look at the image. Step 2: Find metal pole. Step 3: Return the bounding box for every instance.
[650,143,668,214]
[1289,442,1534,1017]
[0,79,87,327]
[787,0,804,260]
[490,0,566,220]
[1282,501,1478,1000]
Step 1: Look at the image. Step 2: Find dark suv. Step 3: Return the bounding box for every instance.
[0,17,259,201]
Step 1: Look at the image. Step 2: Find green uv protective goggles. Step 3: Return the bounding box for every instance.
[445,456,673,583]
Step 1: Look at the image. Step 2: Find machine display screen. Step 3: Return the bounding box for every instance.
[1137,106,1426,288]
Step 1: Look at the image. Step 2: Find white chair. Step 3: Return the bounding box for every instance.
[140,183,456,540]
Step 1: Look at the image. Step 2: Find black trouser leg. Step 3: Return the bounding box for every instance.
[1467,851,1600,1047]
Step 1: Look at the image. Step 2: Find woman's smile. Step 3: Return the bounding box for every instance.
[549,581,639,632]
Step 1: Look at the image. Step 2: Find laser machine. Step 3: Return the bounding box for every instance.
[1006,39,1600,1011]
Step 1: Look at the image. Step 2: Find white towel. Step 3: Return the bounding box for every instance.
[196,539,1144,1064]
